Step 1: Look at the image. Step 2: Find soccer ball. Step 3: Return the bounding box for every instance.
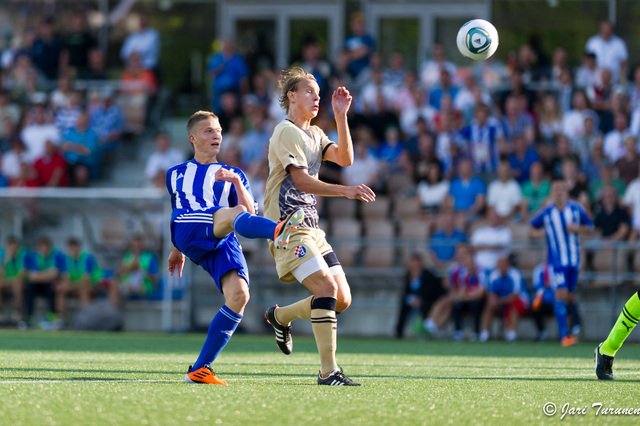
[456,19,499,61]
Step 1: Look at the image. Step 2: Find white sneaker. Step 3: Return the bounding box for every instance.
[423,318,438,335]
[505,330,517,341]
[453,330,463,341]
[479,330,490,342]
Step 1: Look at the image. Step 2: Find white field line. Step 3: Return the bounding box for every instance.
[2,371,640,384]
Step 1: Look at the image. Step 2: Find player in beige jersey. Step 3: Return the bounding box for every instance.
[263,67,376,386]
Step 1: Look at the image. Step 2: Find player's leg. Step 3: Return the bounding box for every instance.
[451,301,465,340]
[480,293,500,341]
[470,300,484,337]
[11,278,24,321]
[595,291,640,380]
[78,277,92,306]
[213,206,304,247]
[551,267,575,346]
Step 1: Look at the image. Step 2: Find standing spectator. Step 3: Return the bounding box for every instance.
[585,21,628,83]
[428,209,467,268]
[603,112,631,163]
[119,14,160,74]
[419,43,457,89]
[343,12,375,79]
[487,160,522,220]
[395,253,446,339]
[509,133,540,184]
[60,110,99,186]
[445,157,486,219]
[62,13,96,76]
[530,262,557,341]
[594,186,630,241]
[458,103,504,174]
[144,132,184,188]
[55,238,102,325]
[33,139,69,187]
[520,161,551,219]
[614,135,640,185]
[30,16,65,82]
[480,256,530,342]
[0,236,28,325]
[20,101,61,163]
[24,236,67,329]
[470,208,513,276]
[207,39,250,111]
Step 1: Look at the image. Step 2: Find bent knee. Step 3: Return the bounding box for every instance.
[337,295,352,313]
[227,285,250,308]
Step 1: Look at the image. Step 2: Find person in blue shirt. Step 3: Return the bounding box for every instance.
[445,157,486,221]
[429,209,467,268]
[60,110,100,186]
[458,103,504,174]
[480,256,530,342]
[24,236,67,329]
[166,110,303,385]
[508,133,541,183]
[207,39,250,111]
[529,180,593,346]
[343,12,375,78]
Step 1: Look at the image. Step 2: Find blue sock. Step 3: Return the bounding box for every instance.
[554,300,569,339]
[193,305,242,370]
[233,212,276,240]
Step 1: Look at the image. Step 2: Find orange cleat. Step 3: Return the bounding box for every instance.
[532,290,544,312]
[561,335,578,347]
[185,365,228,385]
[273,208,304,249]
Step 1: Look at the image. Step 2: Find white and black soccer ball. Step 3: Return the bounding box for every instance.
[456,19,499,61]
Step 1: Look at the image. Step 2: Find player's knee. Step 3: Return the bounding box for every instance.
[337,293,352,313]
[226,285,250,309]
[314,276,338,298]
[233,205,248,215]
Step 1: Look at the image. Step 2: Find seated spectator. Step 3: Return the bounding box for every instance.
[54,91,83,135]
[109,235,160,307]
[120,51,157,95]
[562,90,597,140]
[395,253,446,339]
[429,243,485,341]
[55,238,102,325]
[453,72,492,123]
[420,42,457,89]
[33,139,69,187]
[602,111,630,163]
[416,160,449,213]
[60,111,99,186]
[593,186,630,241]
[0,116,21,153]
[20,100,60,163]
[457,103,504,174]
[487,160,522,220]
[0,90,21,136]
[614,135,640,185]
[240,111,270,176]
[589,162,625,205]
[79,48,107,80]
[24,236,67,329]
[49,75,74,112]
[576,52,601,89]
[582,138,607,183]
[359,68,395,115]
[428,69,459,110]
[470,208,512,275]
[375,125,406,176]
[2,139,31,184]
[572,114,602,166]
[429,209,467,268]
[89,87,124,155]
[562,158,590,207]
[501,95,535,146]
[509,133,540,184]
[445,158,486,220]
[549,135,575,179]
[537,93,564,145]
[520,161,551,220]
[144,132,184,188]
[0,236,28,324]
[341,139,381,191]
[480,256,530,342]
[530,262,557,341]
[623,168,640,240]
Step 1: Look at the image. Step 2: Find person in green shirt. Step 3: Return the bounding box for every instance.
[109,234,159,307]
[55,238,102,320]
[520,161,551,220]
[589,162,626,206]
[0,236,28,324]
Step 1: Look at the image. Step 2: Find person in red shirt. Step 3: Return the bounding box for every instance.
[33,139,69,187]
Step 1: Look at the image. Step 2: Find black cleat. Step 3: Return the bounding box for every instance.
[265,305,292,355]
[595,343,615,380]
[317,367,362,386]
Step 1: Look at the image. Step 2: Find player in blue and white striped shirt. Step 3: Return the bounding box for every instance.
[166,111,303,385]
[530,180,593,346]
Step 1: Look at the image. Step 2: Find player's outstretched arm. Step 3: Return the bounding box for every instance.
[323,87,354,167]
[168,246,185,278]
[289,167,375,202]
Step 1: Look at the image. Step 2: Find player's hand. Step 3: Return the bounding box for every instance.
[215,167,240,184]
[332,86,352,116]
[566,224,580,234]
[345,184,376,203]
[167,250,185,278]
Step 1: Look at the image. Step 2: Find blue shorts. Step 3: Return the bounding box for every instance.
[551,266,579,293]
[171,213,249,293]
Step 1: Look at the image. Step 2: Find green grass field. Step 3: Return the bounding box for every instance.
[1,330,640,425]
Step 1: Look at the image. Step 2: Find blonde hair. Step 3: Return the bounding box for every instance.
[277,67,317,113]
[186,110,218,136]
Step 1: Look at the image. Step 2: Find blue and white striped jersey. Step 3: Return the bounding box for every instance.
[166,160,257,223]
[530,200,593,268]
[487,266,530,303]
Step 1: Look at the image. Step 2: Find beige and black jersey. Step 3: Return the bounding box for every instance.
[264,119,335,228]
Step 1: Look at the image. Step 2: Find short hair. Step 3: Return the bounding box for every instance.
[277,67,317,113]
[67,237,80,247]
[186,111,218,136]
